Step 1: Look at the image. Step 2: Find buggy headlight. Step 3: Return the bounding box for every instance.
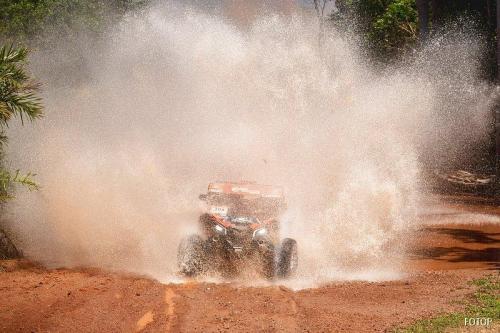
[253,228,267,238]
[214,224,227,235]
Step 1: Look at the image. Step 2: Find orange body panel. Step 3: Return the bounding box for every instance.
[207,181,284,199]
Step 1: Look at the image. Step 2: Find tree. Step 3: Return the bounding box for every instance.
[0,45,42,200]
[416,0,429,40]
[0,1,150,87]
[371,0,418,55]
[311,0,335,45]
[0,44,42,259]
[312,0,334,19]
[0,46,42,128]
[0,0,148,44]
[334,0,418,59]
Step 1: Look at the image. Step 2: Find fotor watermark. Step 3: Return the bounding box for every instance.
[464,317,492,326]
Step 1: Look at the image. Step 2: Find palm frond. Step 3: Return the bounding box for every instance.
[0,130,8,147]
[12,170,39,191]
[1,90,43,125]
[0,45,28,66]
[0,45,43,201]
[0,44,43,125]
[0,169,39,201]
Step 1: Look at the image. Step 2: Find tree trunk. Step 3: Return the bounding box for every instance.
[416,0,430,41]
[431,0,441,29]
[487,0,494,27]
[496,0,500,199]
[0,229,20,259]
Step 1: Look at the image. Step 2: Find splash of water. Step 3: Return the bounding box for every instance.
[3,2,493,286]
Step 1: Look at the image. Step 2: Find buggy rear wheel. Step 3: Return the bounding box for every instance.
[277,238,298,278]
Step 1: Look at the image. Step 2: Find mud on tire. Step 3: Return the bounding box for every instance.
[260,245,276,280]
[277,238,298,278]
[177,235,205,277]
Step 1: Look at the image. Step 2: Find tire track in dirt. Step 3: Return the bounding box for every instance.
[168,282,302,332]
[0,262,492,332]
[164,288,177,332]
[135,311,154,332]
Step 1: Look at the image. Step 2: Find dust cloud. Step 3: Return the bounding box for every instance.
[3,1,494,286]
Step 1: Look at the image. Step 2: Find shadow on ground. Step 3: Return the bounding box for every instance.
[411,227,500,270]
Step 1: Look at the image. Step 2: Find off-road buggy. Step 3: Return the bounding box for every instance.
[177,181,298,279]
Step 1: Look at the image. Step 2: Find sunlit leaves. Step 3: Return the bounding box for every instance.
[371,0,418,55]
[0,44,42,198]
[0,170,39,201]
[0,45,42,131]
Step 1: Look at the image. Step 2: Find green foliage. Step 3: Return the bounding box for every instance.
[371,0,417,55]
[0,44,42,200]
[395,275,500,332]
[0,1,150,87]
[0,45,42,130]
[0,0,148,44]
[334,0,418,58]
[0,170,38,201]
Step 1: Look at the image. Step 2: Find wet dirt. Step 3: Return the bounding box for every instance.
[0,196,498,332]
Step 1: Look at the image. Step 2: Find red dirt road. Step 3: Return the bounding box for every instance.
[0,197,498,332]
[0,263,493,332]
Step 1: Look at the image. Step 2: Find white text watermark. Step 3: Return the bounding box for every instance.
[464,317,492,326]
